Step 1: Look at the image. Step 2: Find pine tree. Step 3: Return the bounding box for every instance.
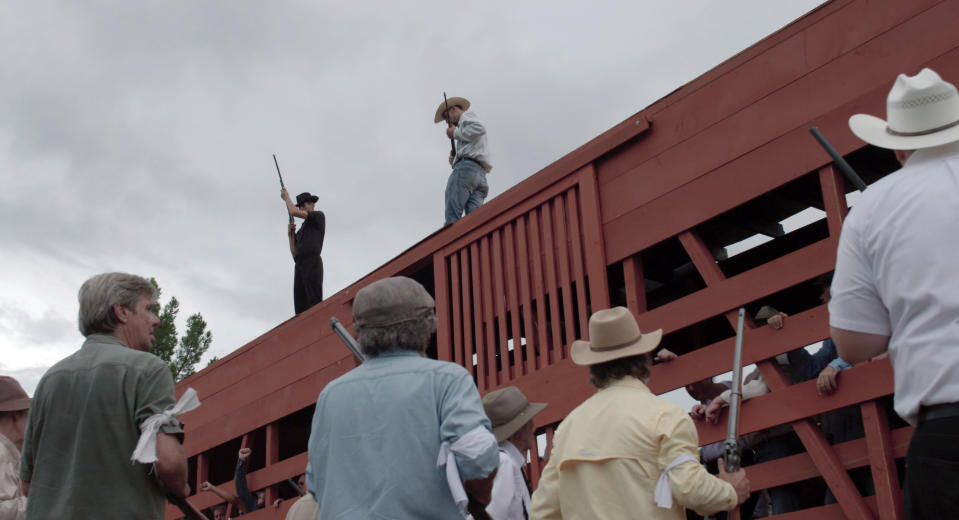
[150,278,213,381]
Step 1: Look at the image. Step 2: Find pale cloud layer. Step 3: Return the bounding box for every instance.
[0,1,824,395]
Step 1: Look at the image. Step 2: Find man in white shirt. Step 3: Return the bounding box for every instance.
[435,96,492,225]
[830,67,959,518]
[482,386,546,520]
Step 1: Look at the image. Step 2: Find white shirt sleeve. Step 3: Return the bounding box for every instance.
[829,211,892,336]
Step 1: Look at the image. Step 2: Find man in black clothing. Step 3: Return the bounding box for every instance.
[281,189,325,314]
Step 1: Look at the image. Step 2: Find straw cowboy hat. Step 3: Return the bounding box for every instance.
[849,68,959,150]
[434,97,470,123]
[482,386,547,443]
[571,307,663,366]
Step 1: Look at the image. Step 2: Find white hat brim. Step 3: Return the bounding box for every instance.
[570,328,663,366]
[849,114,959,150]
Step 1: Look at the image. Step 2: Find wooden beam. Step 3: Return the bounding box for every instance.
[861,400,905,520]
[819,164,849,240]
[578,164,610,313]
[434,251,452,363]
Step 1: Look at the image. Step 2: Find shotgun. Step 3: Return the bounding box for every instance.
[274,154,294,224]
[444,92,456,158]
[810,127,868,191]
[330,317,365,362]
[723,308,746,472]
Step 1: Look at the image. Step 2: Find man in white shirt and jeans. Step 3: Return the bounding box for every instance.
[435,96,492,225]
[482,386,546,520]
[830,67,959,518]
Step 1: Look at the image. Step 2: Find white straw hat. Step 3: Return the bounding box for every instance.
[849,68,959,150]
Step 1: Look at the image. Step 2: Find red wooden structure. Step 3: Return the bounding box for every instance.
[170,1,959,518]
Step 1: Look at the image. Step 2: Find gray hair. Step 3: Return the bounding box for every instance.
[356,314,437,357]
[78,273,155,337]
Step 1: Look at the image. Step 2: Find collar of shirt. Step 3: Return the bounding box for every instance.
[904,141,959,168]
[500,440,526,468]
[370,350,423,360]
[0,432,18,458]
[605,376,652,393]
[84,333,130,349]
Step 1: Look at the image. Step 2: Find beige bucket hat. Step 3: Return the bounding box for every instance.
[849,68,959,150]
[434,97,470,123]
[482,386,547,443]
[571,307,663,366]
[0,376,31,412]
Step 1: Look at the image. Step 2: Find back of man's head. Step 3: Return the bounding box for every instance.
[78,272,155,337]
[352,276,436,357]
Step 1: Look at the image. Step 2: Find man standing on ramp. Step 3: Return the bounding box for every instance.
[435,96,492,225]
[281,189,326,314]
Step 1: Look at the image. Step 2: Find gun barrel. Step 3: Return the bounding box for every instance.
[443,92,456,156]
[330,317,365,362]
[810,127,868,192]
[723,307,746,472]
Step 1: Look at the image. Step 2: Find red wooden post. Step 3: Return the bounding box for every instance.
[861,399,905,520]
[434,251,453,363]
[503,222,524,378]
[577,164,610,313]
[528,210,548,370]
[450,252,463,367]
[460,249,477,380]
[265,423,281,506]
[491,229,511,382]
[539,202,563,364]
[566,187,590,336]
[515,217,536,376]
[622,254,647,317]
[552,193,576,357]
[819,164,850,240]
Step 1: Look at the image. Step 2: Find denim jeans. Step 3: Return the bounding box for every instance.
[445,159,489,224]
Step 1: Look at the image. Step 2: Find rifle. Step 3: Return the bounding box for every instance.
[168,493,209,520]
[810,127,868,192]
[330,317,366,362]
[273,154,294,224]
[443,92,456,158]
[722,308,746,472]
[286,478,306,497]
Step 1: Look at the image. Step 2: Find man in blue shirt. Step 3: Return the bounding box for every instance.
[307,276,499,519]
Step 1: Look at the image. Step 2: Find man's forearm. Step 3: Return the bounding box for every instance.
[156,433,190,497]
[463,467,497,507]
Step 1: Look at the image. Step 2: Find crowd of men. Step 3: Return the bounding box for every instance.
[2,68,958,520]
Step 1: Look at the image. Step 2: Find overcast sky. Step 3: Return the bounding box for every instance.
[1,1,825,396]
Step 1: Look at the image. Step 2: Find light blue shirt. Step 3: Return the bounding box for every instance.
[307,350,499,519]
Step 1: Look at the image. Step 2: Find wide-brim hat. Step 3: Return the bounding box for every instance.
[295,192,319,207]
[571,307,662,366]
[434,97,470,123]
[482,386,547,443]
[353,276,435,328]
[849,68,959,150]
[0,376,31,412]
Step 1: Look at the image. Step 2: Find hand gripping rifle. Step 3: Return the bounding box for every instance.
[168,494,209,520]
[274,154,294,224]
[810,127,868,192]
[444,92,456,157]
[723,308,746,472]
[330,317,366,362]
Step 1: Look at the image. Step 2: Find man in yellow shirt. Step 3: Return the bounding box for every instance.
[529,307,749,519]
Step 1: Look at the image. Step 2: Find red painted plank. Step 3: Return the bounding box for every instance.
[491,229,511,382]
[527,210,547,371]
[565,187,589,337]
[819,164,849,240]
[460,248,476,379]
[503,222,524,378]
[551,193,576,357]
[480,236,498,387]
[434,251,452,363]
[449,252,463,367]
[622,255,647,316]
[862,400,905,520]
[539,203,563,364]
[515,217,535,376]
[470,242,488,391]
[577,164,610,312]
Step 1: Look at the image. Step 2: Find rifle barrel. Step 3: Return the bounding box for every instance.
[443,92,456,156]
[273,154,293,224]
[810,127,868,192]
[330,317,365,361]
[723,307,746,472]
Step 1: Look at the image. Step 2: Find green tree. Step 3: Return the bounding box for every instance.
[150,278,214,381]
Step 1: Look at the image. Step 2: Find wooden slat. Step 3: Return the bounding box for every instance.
[480,236,498,387]
[577,164,610,313]
[265,423,280,506]
[470,242,487,390]
[450,252,463,367]
[678,230,725,286]
[622,255,647,316]
[434,251,452,363]
[503,222,524,378]
[515,216,536,376]
[460,248,476,379]
[756,361,873,519]
[862,399,905,520]
[552,194,576,357]
[527,209,548,371]
[491,229,511,382]
[565,187,590,337]
[819,164,850,240]
[539,203,563,364]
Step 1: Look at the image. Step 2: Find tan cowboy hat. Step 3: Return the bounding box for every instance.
[482,386,547,442]
[571,307,662,366]
[434,97,470,123]
[0,376,31,412]
[849,68,959,150]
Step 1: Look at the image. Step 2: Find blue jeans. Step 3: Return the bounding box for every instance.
[445,159,489,224]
